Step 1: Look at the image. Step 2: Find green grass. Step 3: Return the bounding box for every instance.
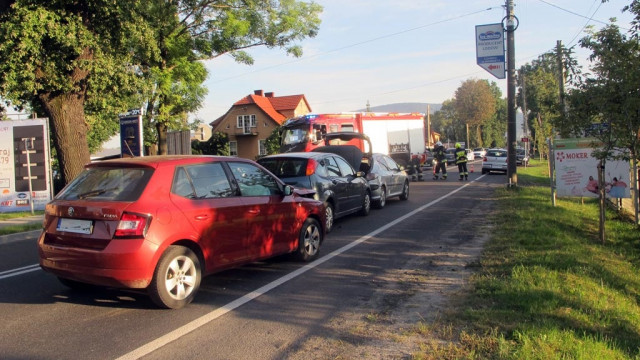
[0,211,44,235]
[418,159,640,359]
[0,223,43,236]
[0,210,43,221]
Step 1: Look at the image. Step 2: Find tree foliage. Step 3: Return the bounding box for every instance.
[568,21,640,163]
[191,131,230,155]
[264,126,283,156]
[0,0,322,184]
[432,79,502,149]
[141,0,322,154]
[454,79,495,147]
[0,1,150,184]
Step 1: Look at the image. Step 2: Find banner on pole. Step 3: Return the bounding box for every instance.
[476,23,505,79]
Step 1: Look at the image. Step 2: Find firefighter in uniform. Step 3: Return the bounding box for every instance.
[455,142,468,181]
[432,141,447,180]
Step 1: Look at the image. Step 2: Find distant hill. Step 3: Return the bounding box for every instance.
[354,103,442,114]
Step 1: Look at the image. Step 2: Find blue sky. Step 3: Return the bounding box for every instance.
[195,0,635,123]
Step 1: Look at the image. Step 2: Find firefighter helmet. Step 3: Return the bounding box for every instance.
[436,141,442,147]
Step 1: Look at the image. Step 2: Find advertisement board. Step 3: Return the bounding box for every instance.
[119,109,144,157]
[475,23,505,79]
[0,119,52,212]
[554,138,630,198]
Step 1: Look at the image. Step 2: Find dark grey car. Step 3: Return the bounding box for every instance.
[258,152,371,233]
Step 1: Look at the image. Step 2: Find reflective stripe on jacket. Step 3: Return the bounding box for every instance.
[455,149,467,164]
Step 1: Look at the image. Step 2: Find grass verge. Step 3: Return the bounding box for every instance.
[0,211,44,236]
[417,159,640,359]
[0,210,43,221]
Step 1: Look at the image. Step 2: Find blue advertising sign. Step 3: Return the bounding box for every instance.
[119,110,144,157]
[476,23,505,79]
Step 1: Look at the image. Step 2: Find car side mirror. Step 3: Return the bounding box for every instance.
[283,184,294,196]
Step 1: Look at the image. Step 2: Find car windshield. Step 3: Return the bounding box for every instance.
[259,158,308,178]
[56,167,152,201]
[281,126,309,146]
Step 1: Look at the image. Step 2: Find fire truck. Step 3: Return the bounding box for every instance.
[279,112,427,171]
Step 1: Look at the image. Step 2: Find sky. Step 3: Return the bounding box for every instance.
[194,0,636,123]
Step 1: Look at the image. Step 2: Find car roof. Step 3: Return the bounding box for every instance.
[258,152,328,160]
[86,155,245,169]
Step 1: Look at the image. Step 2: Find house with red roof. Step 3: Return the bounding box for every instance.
[210,90,311,159]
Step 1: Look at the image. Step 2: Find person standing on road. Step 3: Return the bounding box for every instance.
[455,142,468,181]
[432,141,447,180]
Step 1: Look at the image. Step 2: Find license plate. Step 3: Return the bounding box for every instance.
[57,218,93,234]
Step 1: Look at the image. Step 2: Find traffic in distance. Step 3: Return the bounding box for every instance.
[36,112,524,309]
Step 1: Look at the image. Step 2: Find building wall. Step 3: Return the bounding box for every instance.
[278,101,311,119]
[217,104,279,160]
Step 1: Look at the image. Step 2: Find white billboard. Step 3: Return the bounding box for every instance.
[0,119,52,212]
[554,139,631,198]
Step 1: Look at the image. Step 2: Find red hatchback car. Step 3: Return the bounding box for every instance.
[38,155,325,309]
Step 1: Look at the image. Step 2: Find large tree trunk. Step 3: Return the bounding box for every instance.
[156,121,168,155]
[39,93,91,185]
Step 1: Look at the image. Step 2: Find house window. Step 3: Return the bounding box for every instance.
[237,115,256,134]
[259,140,267,156]
[229,141,238,156]
[341,124,354,132]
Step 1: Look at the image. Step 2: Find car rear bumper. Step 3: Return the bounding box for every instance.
[38,231,158,289]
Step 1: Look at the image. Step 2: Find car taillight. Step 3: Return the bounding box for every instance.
[306,159,317,176]
[114,212,150,238]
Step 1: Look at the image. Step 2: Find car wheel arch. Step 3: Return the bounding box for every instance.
[163,239,206,274]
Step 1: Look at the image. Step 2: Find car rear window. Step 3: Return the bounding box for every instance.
[56,167,152,201]
[487,150,507,157]
[259,158,308,178]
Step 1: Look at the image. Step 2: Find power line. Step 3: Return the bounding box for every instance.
[208,6,501,84]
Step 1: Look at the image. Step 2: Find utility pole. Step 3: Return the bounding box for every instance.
[506,0,518,186]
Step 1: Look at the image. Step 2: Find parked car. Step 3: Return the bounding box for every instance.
[465,149,475,161]
[482,148,508,174]
[473,147,486,158]
[315,132,409,208]
[444,148,457,165]
[369,153,410,208]
[516,148,530,166]
[258,150,371,233]
[38,155,325,309]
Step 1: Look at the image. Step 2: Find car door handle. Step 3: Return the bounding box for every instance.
[194,214,210,221]
[247,209,260,215]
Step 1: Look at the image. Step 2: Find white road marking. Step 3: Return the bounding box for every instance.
[0,264,41,279]
[116,177,484,360]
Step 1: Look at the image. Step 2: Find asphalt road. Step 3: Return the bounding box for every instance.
[0,161,505,360]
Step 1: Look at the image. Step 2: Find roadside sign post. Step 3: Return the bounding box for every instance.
[475,23,505,79]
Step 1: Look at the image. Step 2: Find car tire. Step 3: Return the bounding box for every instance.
[374,186,386,209]
[359,191,371,216]
[399,181,409,201]
[148,245,201,309]
[294,218,322,262]
[324,202,334,234]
